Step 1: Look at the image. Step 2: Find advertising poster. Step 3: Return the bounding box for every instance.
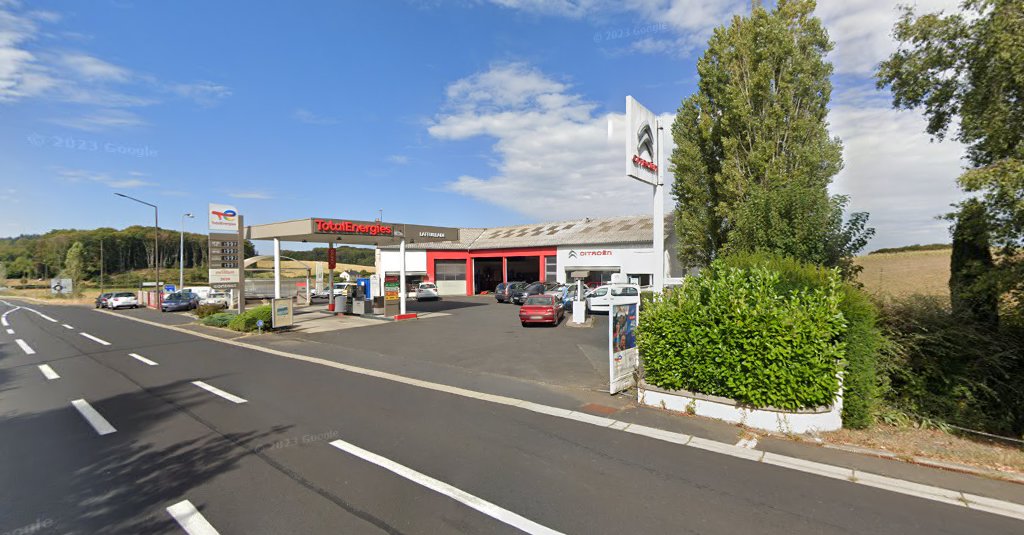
[609,301,639,394]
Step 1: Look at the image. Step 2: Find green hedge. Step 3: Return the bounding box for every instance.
[719,252,882,427]
[201,312,236,327]
[196,303,225,318]
[638,259,846,410]
[227,305,272,332]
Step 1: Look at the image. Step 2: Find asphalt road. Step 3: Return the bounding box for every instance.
[1,299,1021,534]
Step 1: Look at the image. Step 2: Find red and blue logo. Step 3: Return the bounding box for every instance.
[211,209,237,221]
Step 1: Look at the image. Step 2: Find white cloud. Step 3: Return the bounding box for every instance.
[828,100,965,248]
[388,154,409,165]
[293,108,338,125]
[59,53,131,81]
[229,191,272,199]
[48,108,146,131]
[816,0,961,75]
[0,3,230,114]
[56,167,154,188]
[430,63,667,220]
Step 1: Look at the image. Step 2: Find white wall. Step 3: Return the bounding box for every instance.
[555,244,654,283]
[378,249,427,274]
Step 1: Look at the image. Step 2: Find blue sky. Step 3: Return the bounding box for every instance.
[1,0,966,252]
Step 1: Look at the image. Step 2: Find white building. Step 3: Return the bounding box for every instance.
[377,215,680,296]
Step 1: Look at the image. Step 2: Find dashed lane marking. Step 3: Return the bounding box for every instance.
[70,399,116,435]
[330,438,563,535]
[166,500,220,535]
[38,364,60,380]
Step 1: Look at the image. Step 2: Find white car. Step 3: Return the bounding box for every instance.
[107,292,139,309]
[585,284,640,313]
[201,291,230,307]
[330,282,358,297]
[415,282,439,301]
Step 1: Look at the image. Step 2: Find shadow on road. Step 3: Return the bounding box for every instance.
[0,379,291,534]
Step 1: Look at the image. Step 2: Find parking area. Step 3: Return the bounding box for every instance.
[292,295,611,391]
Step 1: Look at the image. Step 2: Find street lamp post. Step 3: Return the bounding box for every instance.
[180,212,194,289]
[115,193,160,309]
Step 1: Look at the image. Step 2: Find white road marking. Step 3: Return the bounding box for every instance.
[5,328,13,334]
[38,364,60,380]
[79,332,111,345]
[15,339,35,355]
[100,308,1024,522]
[191,381,247,404]
[166,500,220,535]
[0,306,19,326]
[70,399,116,435]
[129,353,159,366]
[330,438,563,535]
[24,307,57,322]
[62,324,74,329]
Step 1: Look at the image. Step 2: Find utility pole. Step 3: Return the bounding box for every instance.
[115,193,161,309]
[180,212,194,288]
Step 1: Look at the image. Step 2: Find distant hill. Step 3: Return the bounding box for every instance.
[868,243,951,255]
[0,227,254,281]
[280,247,374,267]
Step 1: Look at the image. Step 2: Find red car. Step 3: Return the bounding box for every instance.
[518,295,564,327]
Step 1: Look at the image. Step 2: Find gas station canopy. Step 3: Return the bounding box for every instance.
[247,217,459,246]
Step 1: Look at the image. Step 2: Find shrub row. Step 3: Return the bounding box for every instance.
[638,257,847,410]
[719,252,882,428]
[227,305,272,332]
[201,312,236,328]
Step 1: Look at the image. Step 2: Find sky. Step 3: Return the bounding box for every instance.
[0,0,966,253]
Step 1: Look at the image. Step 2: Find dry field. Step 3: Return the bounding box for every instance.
[854,249,951,298]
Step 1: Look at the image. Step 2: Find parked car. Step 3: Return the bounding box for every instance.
[94,292,113,309]
[498,281,527,303]
[107,292,138,309]
[201,291,230,308]
[494,282,507,302]
[518,295,564,327]
[330,282,358,297]
[416,282,440,301]
[161,292,194,312]
[585,284,641,313]
[510,281,546,305]
[179,291,201,308]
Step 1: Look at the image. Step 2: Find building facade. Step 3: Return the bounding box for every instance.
[377,215,676,296]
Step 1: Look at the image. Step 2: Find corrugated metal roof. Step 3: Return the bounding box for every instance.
[383,215,655,250]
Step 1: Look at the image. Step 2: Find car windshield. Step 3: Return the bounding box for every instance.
[114,292,133,297]
[524,296,553,306]
[420,284,436,289]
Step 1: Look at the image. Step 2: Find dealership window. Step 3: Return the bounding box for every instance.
[435,260,466,281]
[628,274,651,286]
[545,256,556,282]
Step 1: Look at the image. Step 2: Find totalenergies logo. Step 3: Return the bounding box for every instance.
[314,219,393,236]
[211,208,237,222]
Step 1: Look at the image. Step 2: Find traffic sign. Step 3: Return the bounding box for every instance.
[164,284,176,293]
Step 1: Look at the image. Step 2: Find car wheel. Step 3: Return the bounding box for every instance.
[521,322,528,327]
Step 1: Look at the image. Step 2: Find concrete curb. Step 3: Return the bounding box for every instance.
[93,306,1024,522]
[822,443,1024,485]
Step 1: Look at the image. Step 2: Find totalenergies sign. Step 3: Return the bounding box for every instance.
[209,203,239,231]
[314,219,393,236]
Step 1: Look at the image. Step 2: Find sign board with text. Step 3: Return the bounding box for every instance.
[625,96,659,186]
[383,275,400,302]
[271,297,294,328]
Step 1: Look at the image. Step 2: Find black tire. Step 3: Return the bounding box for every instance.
[521,322,528,327]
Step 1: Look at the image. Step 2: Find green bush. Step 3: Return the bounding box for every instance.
[227,305,272,332]
[201,312,236,328]
[878,295,1024,436]
[720,252,883,428]
[638,259,846,410]
[196,303,225,318]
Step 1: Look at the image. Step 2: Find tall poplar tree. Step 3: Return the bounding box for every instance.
[671,0,872,275]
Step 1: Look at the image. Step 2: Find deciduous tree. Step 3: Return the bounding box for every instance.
[670,0,872,273]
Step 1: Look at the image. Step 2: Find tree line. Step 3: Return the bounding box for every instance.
[279,247,375,266]
[0,227,256,282]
